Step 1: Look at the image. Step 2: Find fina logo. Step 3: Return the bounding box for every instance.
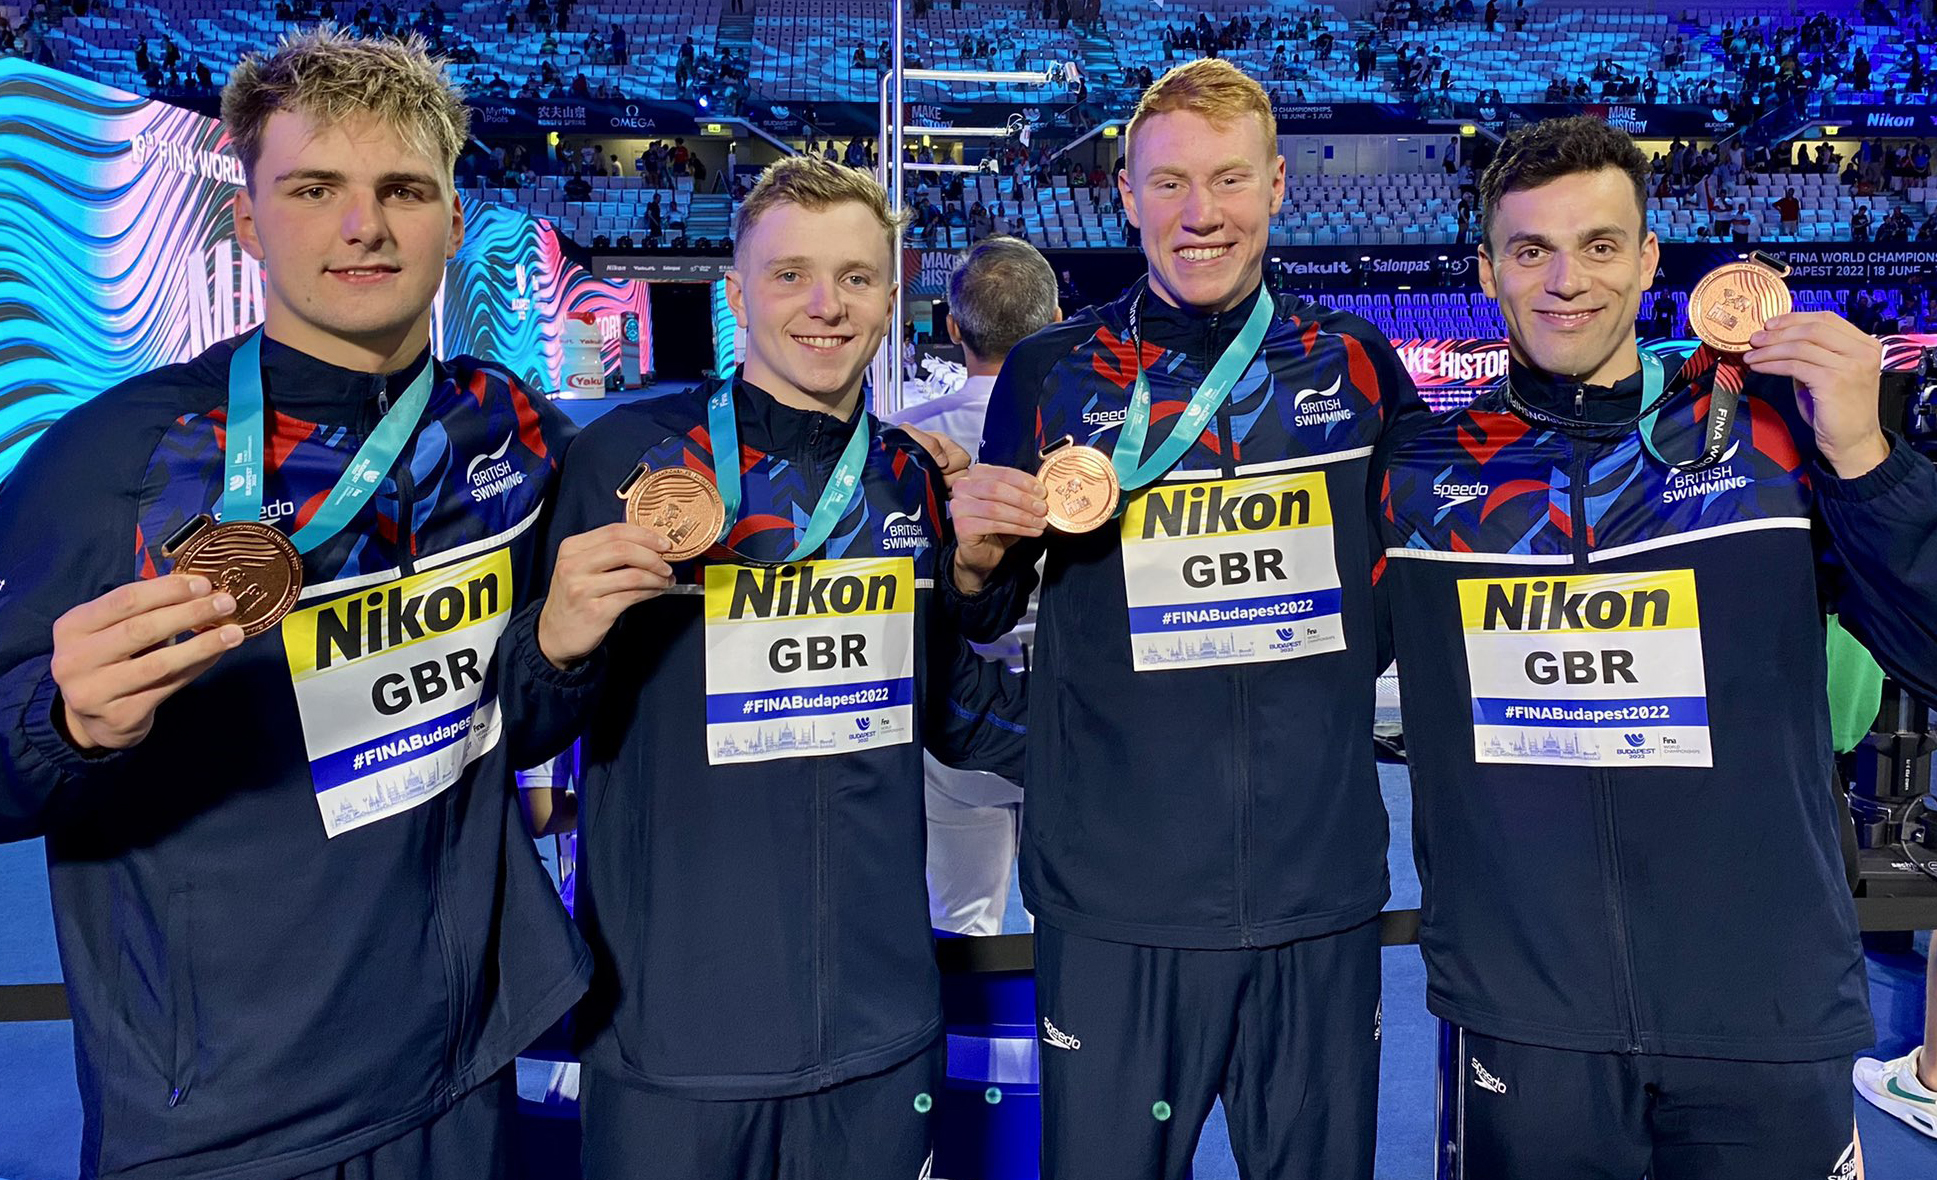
[770,104,792,119]
[1276,627,1299,642]
[856,717,872,732]
[1624,732,1646,747]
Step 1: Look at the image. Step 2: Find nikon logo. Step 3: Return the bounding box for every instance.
[1481,579,1671,632]
[315,573,502,669]
[729,566,898,619]
[1141,484,1310,540]
[1866,112,1914,128]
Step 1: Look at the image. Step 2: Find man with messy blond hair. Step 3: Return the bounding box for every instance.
[0,28,591,1178]
[945,56,1423,1179]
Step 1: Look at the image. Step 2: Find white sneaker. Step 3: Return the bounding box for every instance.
[1853,1047,1937,1139]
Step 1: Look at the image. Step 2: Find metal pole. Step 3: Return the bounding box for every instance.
[885,0,907,419]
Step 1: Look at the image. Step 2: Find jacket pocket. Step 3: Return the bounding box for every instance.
[165,887,196,1106]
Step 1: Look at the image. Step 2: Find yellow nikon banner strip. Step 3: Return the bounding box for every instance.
[705,557,909,623]
[1458,568,1700,635]
[1122,471,1333,542]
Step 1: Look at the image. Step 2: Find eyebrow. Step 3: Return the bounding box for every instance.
[1147,157,1256,179]
[272,168,443,193]
[1501,224,1630,249]
[766,256,880,272]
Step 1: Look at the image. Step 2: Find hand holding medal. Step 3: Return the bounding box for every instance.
[1739,302,1891,482]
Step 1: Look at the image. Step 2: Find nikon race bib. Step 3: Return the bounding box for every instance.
[703,557,915,765]
[1460,569,1712,768]
[1120,472,1346,671]
[282,549,514,837]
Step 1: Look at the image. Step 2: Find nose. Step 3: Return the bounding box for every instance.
[340,188,390,252]
[804,275,843,320]
[1180,182,1222,236]
[1545,251,1590,301]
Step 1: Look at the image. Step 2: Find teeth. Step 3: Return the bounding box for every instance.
[795,336,846,348]
[1179,246,1230,261]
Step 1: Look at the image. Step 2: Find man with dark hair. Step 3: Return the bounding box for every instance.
[1378,114,1937,1178]
[892,236,1061,935]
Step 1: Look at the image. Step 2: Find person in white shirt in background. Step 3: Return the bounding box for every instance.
[892,235,1061,935]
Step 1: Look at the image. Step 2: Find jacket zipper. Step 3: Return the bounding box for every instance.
[1570,436,1644,1053]
[814,757,831,1077]
[1207,315,1257,947]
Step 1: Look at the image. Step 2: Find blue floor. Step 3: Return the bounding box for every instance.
[3,765,1933,1178]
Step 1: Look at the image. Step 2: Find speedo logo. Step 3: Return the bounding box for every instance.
[215,499,298,525]
[1082,407,1128,428]
[1479,579,1674,632]
[1041,1018,1082,1050]
[1432,481,1489,511]
[1139,482,1311,540]
[466,434,527,503]
[1470,1058,1508,1094]
[313,572,503,670]
[727,566,899,620]
[1292,375,1351,427]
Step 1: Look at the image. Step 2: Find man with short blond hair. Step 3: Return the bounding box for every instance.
[501,153,1025,1180]
[944,58,1423,1179]
[0,28,591,1179]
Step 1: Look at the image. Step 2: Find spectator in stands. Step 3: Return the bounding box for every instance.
[646,192,663,242]
[565,173,592,201]
[1852,46,1870,92]
[1852,204,1873,242]
[1649,295,1676,341]
[1919,209,1937,242]
[1774,187,1802,237]
[1879,207,1914,243]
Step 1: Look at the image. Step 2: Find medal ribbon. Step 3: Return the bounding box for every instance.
[1501,347,1743,473]
[222,330,437,553]
[705,379,874,562]
[1638,347,1747,472]
[1110,285,1275,491]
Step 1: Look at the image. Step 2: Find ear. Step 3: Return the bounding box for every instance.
[1638,229,1659,294]
[945,312,963,346]
[1118,166,1140,230]
[235,184,265,263]
[1476,244,1498,300]
[447,188,467,260]
[724,269,748,328]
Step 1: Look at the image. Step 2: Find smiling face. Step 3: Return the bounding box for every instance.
[724,199,896,417]
[1121,108,1285,314]
[234,109,462,372]
[1478,167,1657,386]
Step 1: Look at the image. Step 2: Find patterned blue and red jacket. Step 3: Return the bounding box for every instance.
[0,334,592,1178]
[944,278,1428,949]
[1378,354,1937,1060]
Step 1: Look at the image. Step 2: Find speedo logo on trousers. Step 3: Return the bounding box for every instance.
[1471,578,1686,633]
[1138,481,1312,540]
[722,564,900,620]
[313,569,503,670]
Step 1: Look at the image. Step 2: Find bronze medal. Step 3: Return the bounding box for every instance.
[619,465,727,561]
[1038,442,1120,534]
[163,517,303,637]
[1687,257,1791,354]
